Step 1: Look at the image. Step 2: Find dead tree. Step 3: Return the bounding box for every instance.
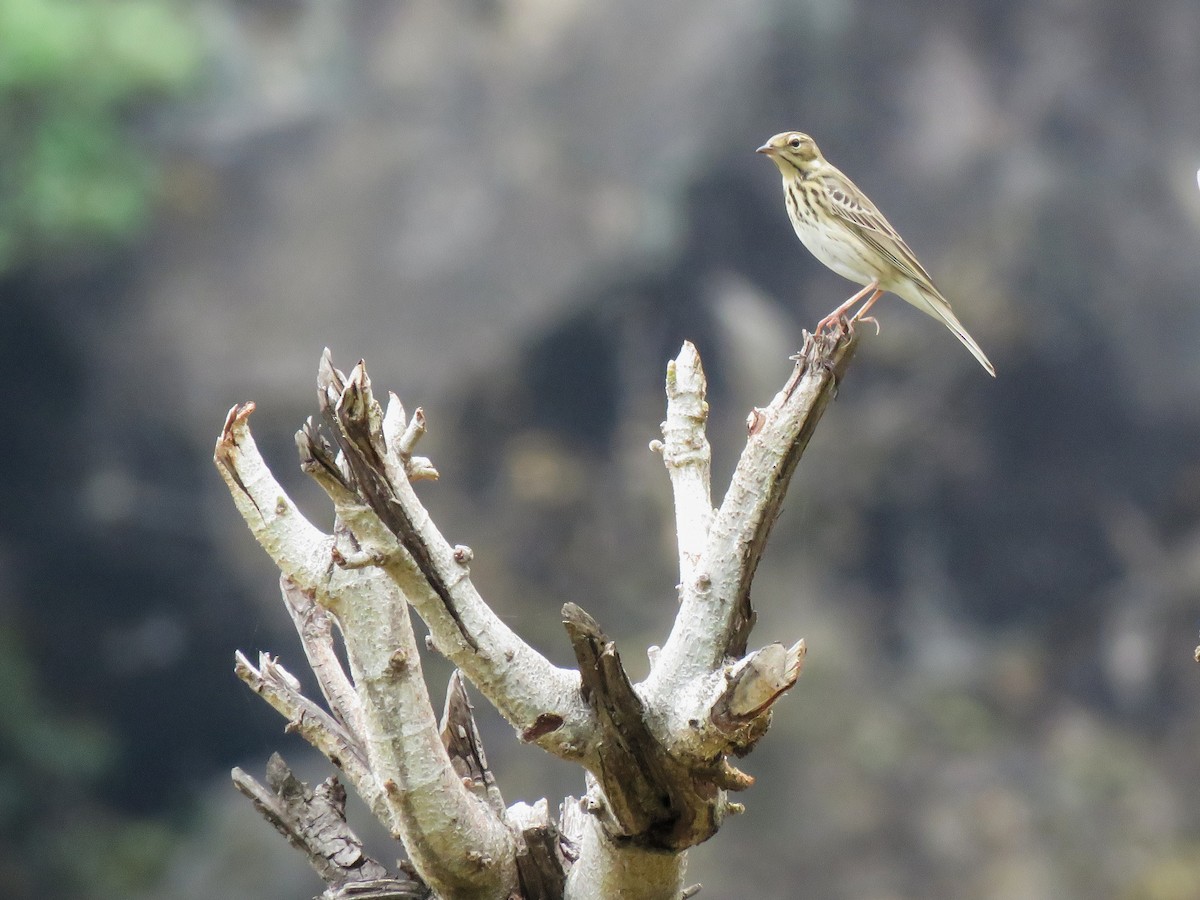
[215,329,857,899]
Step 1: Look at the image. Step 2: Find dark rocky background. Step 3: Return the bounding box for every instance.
[4,0,1200,897]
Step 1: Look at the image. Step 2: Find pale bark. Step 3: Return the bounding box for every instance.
[216,329,856,898]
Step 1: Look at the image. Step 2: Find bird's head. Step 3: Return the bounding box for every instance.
[756,132,822,174]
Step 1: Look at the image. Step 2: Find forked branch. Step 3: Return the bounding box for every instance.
[217,325,857,899]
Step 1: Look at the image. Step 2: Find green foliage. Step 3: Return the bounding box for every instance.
[0,0,201,271]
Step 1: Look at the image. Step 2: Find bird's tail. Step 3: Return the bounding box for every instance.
[908,284,996,377]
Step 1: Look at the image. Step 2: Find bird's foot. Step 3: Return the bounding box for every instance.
[855,315,881,335]
[814,314,841,336]
[815,313,856,339]
[815,281,880,338]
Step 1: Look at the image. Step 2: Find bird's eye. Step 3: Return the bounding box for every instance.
[789,137,803,149]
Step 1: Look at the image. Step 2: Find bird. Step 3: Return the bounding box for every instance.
[757,131,995,376]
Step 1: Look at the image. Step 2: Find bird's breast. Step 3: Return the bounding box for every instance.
[784,183,880,287]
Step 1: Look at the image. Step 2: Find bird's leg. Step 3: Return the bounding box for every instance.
[816,280,879,334]
[851,289,884,335]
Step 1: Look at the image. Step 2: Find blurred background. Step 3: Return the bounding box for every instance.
[3,0,1200,897]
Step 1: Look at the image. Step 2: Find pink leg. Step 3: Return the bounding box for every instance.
[816,280,879,334]
[851,289,884,334]
[852,289,883,320]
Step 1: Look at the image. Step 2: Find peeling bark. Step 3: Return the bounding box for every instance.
[232,754,430,899]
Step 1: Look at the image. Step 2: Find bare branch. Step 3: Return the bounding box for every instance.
[215,403,334,586]
[562,603,739,851]
[714,640,806,725]
[564,812,686,900]
[221,329,856,899]
[232,754,428,899]
[234,651,374,789]
[645,327,856,699]
[307,353,595,759]
[507,799,569,900]
[239,571,519,896]
[322,359,475,651]
[220,418,517,900]
[280,576,365,742]
[440,670,506,816]
[654,342,714,588]
[335,576,517,898]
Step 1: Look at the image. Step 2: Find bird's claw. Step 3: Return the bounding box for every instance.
[854,315,881,335]
[814,314,851,337]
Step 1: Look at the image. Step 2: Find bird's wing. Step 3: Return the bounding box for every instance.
[819,167,940,295]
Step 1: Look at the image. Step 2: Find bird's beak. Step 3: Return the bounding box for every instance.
[756,143,774,155]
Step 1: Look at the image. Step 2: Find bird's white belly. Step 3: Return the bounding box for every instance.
[787,199,879,287]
